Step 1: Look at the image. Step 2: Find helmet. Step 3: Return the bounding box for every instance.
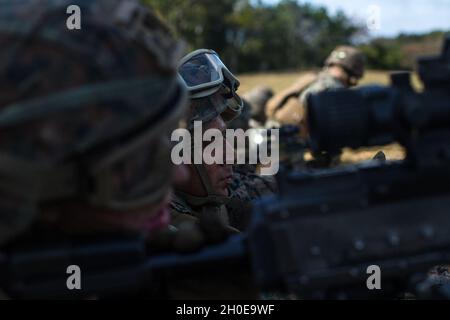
[178,49,242,129]
[0,0,188,244]
[325,46,366,79]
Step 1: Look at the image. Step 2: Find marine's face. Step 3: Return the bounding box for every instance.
[175,115,234,198]
[202,116,234,197]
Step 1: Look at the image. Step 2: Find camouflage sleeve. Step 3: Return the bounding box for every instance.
[299,73,345,106]
[299,73,346,138]
[226,168,277,231]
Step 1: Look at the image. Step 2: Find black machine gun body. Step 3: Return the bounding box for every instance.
[249,35,450,298]
[250,159,450,299]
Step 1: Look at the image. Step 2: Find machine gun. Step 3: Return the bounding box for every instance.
[1,37,450,300]
[251,35,450,298]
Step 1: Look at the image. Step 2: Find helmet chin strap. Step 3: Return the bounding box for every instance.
[176,163,232,237]
[177,163,229,207]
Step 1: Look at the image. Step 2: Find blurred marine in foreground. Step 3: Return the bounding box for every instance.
[0,0,191,298]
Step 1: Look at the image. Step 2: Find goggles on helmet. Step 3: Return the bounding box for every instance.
[178,49,243,122]
[179,50,240,94]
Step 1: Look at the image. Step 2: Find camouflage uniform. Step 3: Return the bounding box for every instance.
[227,169,277,230]
[299,71,346,106]
[266,71,346,131]
[170,192,238,233]
[168,171,268,299]
[170,167,277,233]
[265,72,317,128]
[297,72,347,167]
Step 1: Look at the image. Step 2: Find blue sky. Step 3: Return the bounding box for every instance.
[261,0,450,37]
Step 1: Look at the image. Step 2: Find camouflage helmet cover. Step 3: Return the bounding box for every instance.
[325,45,366,79]
[0,0,187,244]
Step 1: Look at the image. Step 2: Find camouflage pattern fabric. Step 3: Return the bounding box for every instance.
[168,185,263,299]
[265,72,317,126]
[170,194,232,230]
[0,0,185,244]
[299,71,345,107]
[170,193,195,219]
[299,72,348,167]
[227,168,277,230]
[170,167,276,233]
[428,265,450,287]
[170,193,239,244]
[324,45,365,79]
[0,0,182,165]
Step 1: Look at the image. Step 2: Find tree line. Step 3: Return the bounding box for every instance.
[143,0,449,73]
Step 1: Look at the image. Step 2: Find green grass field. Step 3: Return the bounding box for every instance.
[238,69,421,94]
[237,70,410,163]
